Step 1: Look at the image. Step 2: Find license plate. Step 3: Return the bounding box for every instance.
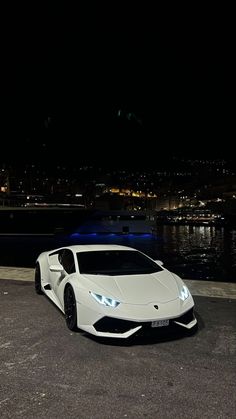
[151,319,169,328]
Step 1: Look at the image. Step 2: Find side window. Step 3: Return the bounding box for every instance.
[59,249,76,274]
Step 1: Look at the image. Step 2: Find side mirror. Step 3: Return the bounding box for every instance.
[154,260,164,266]
[49,264,64,273]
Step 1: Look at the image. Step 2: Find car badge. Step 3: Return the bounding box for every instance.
[154,305,159,310]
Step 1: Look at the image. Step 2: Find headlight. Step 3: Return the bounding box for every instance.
[179,285,190,301]
[90,292,120,308]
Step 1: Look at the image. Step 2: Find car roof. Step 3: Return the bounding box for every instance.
[60,244,137,253]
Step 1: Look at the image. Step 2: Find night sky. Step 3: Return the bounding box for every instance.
[1,3,234,167]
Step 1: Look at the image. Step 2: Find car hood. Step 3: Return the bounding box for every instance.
[82,270,179,304]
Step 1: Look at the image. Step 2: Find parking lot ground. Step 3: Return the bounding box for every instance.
[0,278,236,419]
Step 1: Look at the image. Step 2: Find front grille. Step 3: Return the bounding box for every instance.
[94,307,194,335]
[94,317,139,333]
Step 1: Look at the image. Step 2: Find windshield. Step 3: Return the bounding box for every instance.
[77,250,163,276]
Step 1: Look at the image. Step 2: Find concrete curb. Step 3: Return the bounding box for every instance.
[0,266,34,281]
[184,279,236,300]
[0,266,236,299]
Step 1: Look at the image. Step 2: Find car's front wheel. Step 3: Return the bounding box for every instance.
[64,285,77,331]
[35,263,43,295]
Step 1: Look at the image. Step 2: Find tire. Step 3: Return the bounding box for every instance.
[64,285,78,331]
[35,263,43,295]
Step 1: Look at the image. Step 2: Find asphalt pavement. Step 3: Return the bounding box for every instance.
[0,274,236,418]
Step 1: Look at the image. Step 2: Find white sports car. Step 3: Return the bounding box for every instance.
[35,244,197,338]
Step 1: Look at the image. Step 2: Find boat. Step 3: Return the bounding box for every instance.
[74,210,155,234]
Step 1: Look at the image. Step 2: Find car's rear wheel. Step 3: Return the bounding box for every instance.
[64,285,77,331]
[35,263,43,295]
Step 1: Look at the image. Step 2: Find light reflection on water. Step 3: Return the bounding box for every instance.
[157,225,228,281]
[0,226,236,282]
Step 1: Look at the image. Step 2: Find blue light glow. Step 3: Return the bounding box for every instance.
[70,232,152,239]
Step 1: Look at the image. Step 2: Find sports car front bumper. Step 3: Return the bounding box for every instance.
[77,299,197,338]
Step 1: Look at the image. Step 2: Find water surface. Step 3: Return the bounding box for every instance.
[0,225,235,282]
